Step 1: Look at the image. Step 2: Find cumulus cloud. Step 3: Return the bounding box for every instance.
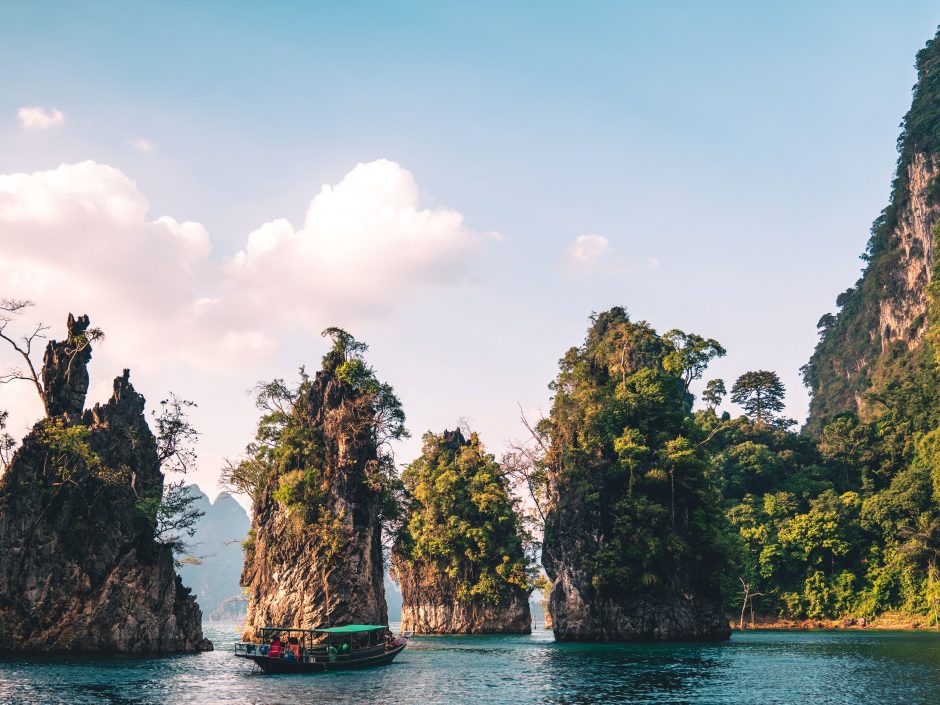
[565,234,610,272]
[0,158,486,372]
[17,106,66,130]
[226,159,478,321]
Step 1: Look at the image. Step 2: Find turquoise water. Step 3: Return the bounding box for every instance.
[2,623,940,704]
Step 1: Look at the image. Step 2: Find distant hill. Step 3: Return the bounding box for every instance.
[385,573,402,623]
[178,486,251,622]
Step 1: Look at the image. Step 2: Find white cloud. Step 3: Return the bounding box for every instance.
[0,158,486,372]
[17,106,66,130]
[225,159,480,322]
[129,138,157,154]
[565,233,610,272]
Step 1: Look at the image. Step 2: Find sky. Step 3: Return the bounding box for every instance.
[2,1,940,504]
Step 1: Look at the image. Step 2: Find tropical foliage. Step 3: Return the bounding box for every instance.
[394,429,533,604]
[540,307,731,597]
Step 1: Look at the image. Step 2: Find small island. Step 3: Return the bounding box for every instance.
[0,313,210,653]
[392,429,532,634]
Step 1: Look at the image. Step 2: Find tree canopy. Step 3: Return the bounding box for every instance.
[731,371,786,426]
[394,429,533,604]
[541,307,730,598]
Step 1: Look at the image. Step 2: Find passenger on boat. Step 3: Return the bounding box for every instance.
[288,637,301,660]
[269,636,283,658]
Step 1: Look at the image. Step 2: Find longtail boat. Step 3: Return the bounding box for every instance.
[233,624,410,674]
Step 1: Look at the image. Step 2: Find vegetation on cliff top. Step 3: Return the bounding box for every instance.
[394,428,533,605]
[539,307,731,599]
[802,29,940,429]
[223,327,407,550]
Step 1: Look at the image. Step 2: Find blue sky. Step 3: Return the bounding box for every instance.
[2,2,940,497]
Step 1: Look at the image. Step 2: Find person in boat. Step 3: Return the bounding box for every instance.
[269,635,283,659]
[288,636,301,660]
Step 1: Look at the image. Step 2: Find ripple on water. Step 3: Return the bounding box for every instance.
[1,625,940,704]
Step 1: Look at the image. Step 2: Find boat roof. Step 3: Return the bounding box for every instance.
[260,624,387,634]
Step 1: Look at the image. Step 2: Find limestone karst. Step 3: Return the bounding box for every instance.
[239,330,402,636]
[0,314,211,653]
[392,429,532,634]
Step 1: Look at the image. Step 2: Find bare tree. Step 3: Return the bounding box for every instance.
[0,299,48,405]
[738,577,763,629]
[502,405,553,529]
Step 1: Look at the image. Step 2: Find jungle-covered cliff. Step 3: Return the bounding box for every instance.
[236,329,404,636]
[719,28,940,626]
[803,28,940,431]
[392,429,532,634]
[540,308,731,641]
[0,314,210,653]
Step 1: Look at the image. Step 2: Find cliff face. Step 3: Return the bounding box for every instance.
[543,512,729,642]
[804,31,940,429]
[240,354,388,636]
[0,314,211,653]
[393,559,531,634]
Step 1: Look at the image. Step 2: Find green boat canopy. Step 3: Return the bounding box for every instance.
[260,624,386,634]
[315,624,387,634]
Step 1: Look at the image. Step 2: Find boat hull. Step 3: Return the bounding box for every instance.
[235,643,406,674]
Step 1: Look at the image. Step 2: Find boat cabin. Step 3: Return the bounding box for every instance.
[234,624,402,672]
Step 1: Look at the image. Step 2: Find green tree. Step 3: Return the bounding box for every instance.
[662,330,726,393]
[702,379,727,411]
[0,409,15,471]
[541,307,730,600]
[731,371,786,426]
[395,429,533,604]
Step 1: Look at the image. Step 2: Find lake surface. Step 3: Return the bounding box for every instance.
[2,623,939,704]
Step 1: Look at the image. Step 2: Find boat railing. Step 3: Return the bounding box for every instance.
[234,641,390,663]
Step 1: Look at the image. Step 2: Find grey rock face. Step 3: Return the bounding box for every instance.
[393,559,531,634]
[240,360,388,636]
[0,315,211,653]
[545,566,729,642]
[41,313,91,418]
[543,509,729,642]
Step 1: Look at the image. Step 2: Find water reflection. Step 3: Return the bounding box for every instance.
[1,625,939,704]
[534,640,724,704]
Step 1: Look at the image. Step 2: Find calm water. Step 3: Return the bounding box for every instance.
[2,623,939,704]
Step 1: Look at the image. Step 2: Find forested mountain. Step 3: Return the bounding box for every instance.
[803,29,940,431]
[233,328,404,636]
[0,313,210,652]
[720,27,940,624]
[540,308,731,641]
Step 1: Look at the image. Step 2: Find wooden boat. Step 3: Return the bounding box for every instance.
[233,624,409,674]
